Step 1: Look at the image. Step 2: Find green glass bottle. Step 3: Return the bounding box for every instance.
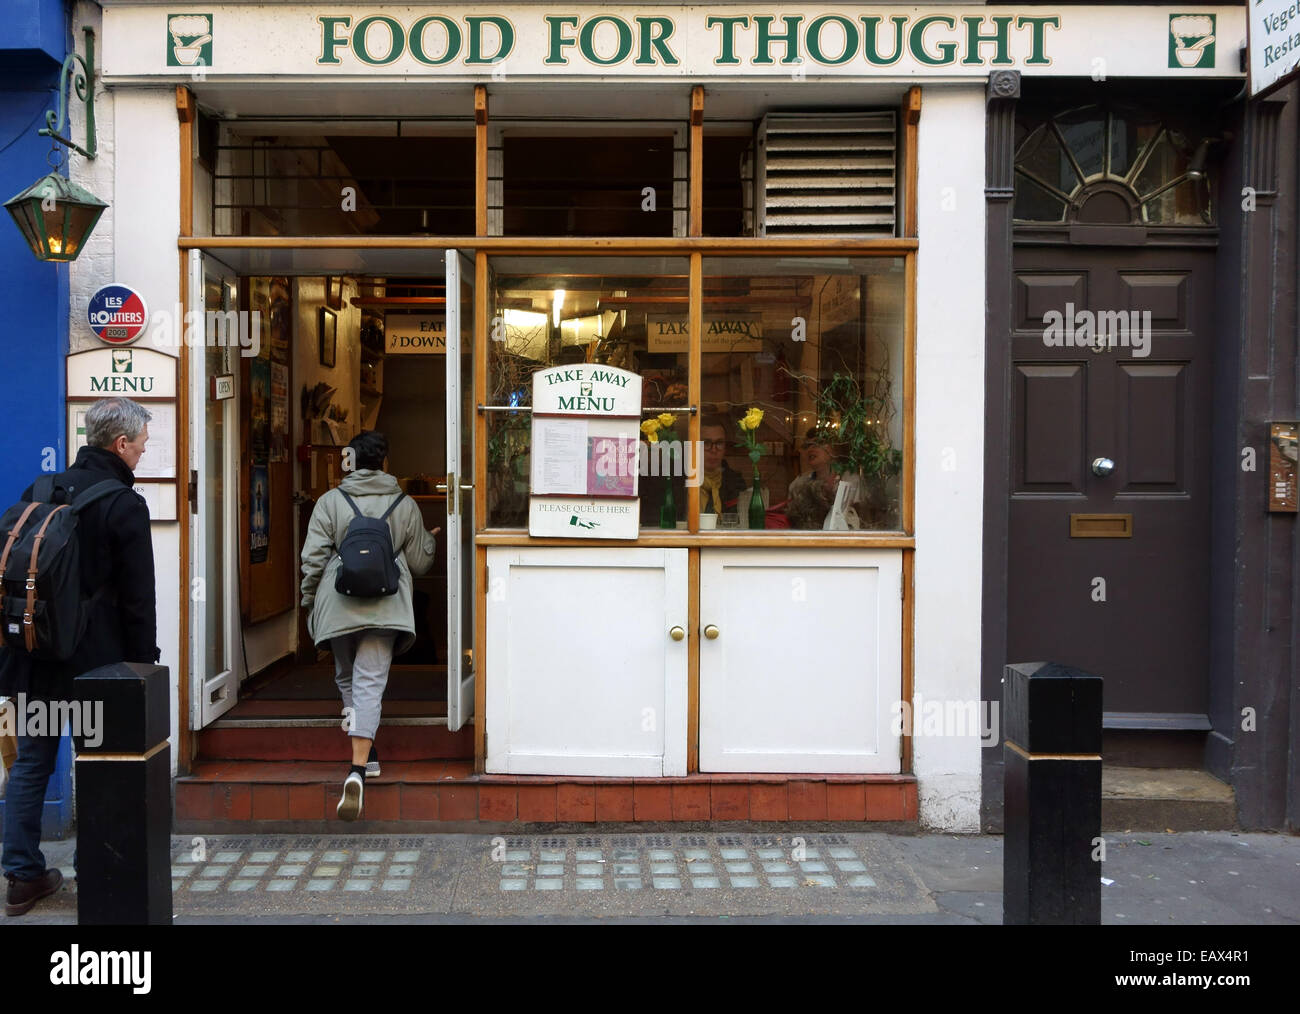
[748,465,765,530]
[660,481,676,529]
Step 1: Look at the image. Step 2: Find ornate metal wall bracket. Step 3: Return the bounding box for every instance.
[40,26,97,160]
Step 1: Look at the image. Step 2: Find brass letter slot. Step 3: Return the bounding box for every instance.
[1069,513,1133,538]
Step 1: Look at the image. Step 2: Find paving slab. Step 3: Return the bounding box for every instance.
[9,829,1299,925]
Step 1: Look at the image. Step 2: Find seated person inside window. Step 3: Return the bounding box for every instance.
[639,415,746,525]
[698,415,746,518]
[786,427,845,530]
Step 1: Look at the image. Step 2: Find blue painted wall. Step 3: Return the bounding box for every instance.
[0,0,71,504]
[0,0,73,838]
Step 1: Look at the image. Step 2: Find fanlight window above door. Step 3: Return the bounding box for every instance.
[1013,105,1214,226]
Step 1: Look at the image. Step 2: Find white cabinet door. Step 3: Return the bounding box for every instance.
[486,547,688,776]
[699,549,903,773]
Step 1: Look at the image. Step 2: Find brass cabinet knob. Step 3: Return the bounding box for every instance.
[670,626,686,641]
[704,624,720,640]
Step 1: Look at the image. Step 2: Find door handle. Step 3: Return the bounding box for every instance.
[703,624,720,640]
[1091,457,1115,477]
[669,626,685,641]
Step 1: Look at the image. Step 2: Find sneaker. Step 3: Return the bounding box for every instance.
[5,869,64,917]
[337,771,364,822]
[366,745,380,779]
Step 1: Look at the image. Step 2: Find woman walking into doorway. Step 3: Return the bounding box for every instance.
[300,430,439,821]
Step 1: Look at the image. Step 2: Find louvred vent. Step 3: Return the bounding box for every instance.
[756,112,897,237]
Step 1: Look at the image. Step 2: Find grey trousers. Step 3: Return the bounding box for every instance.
[331,631,397,741]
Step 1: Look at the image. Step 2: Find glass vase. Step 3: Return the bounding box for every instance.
[660,481,676,529]
[748,465,765,530]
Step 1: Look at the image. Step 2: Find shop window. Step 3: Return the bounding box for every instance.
[485,256,906,533]
[1013,104,1214,226]
[703,131,755,238]
[500,136,679,236]
[700,257,905,531]
[213,130,475,236]
[486,256,689,527]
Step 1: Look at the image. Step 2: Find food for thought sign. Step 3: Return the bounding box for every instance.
[102,5,1247,81]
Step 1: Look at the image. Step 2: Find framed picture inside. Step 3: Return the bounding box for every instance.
[325,275,343,310]
[319,307,337,368]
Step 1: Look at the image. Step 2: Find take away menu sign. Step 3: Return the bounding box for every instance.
[529,364,642,539]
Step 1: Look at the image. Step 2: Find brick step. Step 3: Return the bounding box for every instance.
[195,720,472,763]
[174,761,920,830]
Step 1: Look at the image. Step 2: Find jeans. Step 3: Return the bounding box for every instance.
[2,726,79,882]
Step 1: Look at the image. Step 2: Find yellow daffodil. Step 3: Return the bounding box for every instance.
[640,419,660,436]
[739,407,764,432]
[657,412,676,429]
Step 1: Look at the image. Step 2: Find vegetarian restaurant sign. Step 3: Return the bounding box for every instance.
[103,6,1246,81]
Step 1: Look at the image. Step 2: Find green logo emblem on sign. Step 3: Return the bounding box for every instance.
[167,13,213,68]
[1168,13,1215,69]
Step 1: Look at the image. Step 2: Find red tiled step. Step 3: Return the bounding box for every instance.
[173,762,919,829]
[195,722,472,762]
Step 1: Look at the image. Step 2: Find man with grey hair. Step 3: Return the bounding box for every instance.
[0,396,159,916]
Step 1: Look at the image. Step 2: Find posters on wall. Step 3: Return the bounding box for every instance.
[245,276,292,563]
[268,277,291,463]
[250,355,271,465]
[250,464,270,563]
[270,362,289,461]
[269,277,291,363]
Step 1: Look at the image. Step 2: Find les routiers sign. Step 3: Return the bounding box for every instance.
[104,5,1246,81]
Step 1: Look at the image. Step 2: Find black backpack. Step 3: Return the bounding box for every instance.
[333,490,407,597]
[0,474,127,660]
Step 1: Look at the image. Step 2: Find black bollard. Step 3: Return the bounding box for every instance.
[1002,661,1102,925]
[73,662,172,925]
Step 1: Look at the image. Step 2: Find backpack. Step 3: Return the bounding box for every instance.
[0,474,127,660]
[333,490,407,598]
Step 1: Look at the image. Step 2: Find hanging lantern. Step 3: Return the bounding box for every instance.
[4,172,107,263]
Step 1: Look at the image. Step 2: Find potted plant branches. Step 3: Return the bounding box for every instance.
[814,370,902,529]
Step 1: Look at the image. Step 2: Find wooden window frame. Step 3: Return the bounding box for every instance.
[178,84,921,776]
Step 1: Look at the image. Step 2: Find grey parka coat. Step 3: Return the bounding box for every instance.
[300,469,437,656]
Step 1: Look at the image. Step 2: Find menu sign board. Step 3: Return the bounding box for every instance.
[529,364,642,540]
[66,347,179,520]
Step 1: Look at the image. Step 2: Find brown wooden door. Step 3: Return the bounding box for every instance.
[1007,245,1214,718]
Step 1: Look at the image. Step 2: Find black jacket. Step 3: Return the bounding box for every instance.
[0,446,159,699]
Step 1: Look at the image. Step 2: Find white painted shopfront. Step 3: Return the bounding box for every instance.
[69,2,1245,830]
